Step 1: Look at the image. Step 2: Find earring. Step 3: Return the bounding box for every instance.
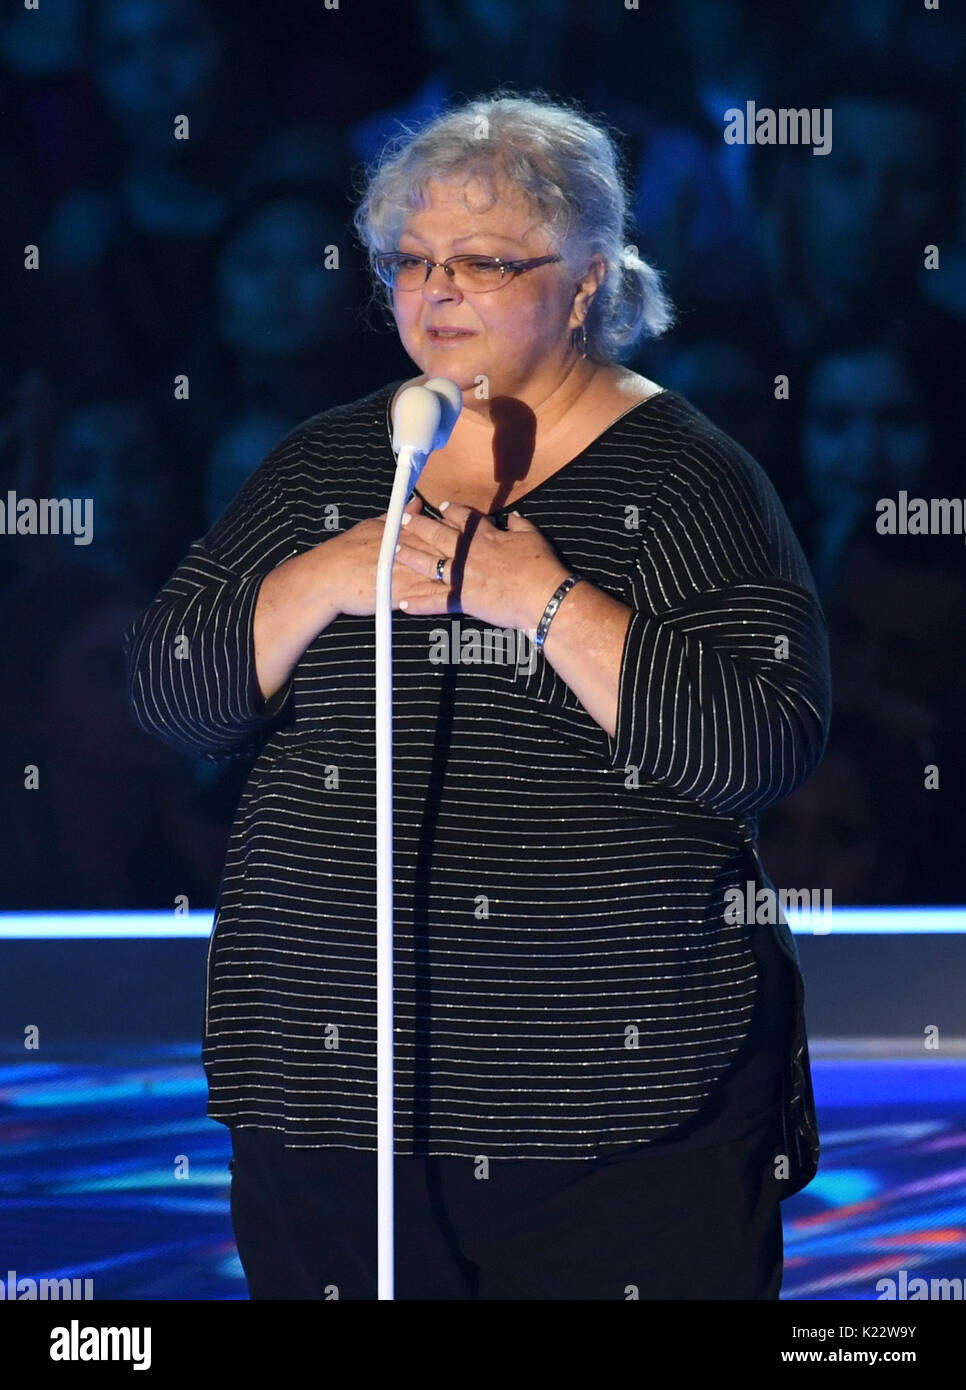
[571,322,588,359]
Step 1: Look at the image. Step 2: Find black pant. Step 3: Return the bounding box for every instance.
[229,1117,784,1300]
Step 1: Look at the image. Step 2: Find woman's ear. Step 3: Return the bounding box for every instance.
[572,254,606,323]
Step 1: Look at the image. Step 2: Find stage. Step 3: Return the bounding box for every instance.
[2,911,964,1300]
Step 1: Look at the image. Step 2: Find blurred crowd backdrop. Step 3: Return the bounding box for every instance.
[2,0,965,910]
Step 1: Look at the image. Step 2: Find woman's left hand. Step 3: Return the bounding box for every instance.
[394,496,570,631]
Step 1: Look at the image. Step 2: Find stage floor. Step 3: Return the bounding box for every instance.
[1,1043,963,1300]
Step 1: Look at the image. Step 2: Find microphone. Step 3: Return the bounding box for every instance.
[391,379,462,474]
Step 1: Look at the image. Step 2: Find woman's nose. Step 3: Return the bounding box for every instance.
[421,264,462,301]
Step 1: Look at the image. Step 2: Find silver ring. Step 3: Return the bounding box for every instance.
[435,556,447,583]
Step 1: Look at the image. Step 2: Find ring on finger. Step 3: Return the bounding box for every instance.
[434,555,447,583]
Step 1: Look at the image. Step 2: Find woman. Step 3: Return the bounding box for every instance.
[125,93,830,1300]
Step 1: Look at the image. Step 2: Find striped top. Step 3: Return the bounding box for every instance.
[124,380,831,1158]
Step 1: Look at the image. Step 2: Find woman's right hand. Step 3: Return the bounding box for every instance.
[316,496,426,617]
[253,497,430,701]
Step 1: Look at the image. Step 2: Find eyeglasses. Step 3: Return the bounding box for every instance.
[373,251,562,293]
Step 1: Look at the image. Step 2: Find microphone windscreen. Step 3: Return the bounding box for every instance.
[422,378,463,450]
[391,385,442,456]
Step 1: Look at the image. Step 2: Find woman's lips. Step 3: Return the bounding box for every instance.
[426,328,475,341]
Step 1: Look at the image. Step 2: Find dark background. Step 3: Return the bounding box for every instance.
[2,0,964,919]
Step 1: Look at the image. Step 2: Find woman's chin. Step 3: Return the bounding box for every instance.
[414,360,479,392]
[420,345,479,373]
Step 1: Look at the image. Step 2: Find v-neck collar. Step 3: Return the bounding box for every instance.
[381,379,676,514]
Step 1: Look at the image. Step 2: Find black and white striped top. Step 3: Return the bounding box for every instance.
[124,380,831,1158]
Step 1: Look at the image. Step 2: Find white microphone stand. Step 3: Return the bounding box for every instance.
[375,380,461,1300]
[374,451,413,1303]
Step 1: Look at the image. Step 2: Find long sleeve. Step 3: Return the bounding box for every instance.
[603,430,831,816]
[123,434,301,762]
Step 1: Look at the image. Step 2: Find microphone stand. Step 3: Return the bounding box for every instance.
[374,442,423,1301]
[375,377,460,1300]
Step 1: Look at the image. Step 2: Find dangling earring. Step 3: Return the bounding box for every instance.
[571,322,588,358]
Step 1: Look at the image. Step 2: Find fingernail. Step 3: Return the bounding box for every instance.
[394,543,400,553]
[439,500,450,512]
[401,513,412,526]
[399,599,409,610]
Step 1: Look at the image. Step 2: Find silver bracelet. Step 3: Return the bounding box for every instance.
[534,574,583,649]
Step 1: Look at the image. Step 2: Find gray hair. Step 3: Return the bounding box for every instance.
[351,91,673,363]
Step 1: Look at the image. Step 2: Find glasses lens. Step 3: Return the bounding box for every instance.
[377,254,424,289]
[448,257,506,291]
